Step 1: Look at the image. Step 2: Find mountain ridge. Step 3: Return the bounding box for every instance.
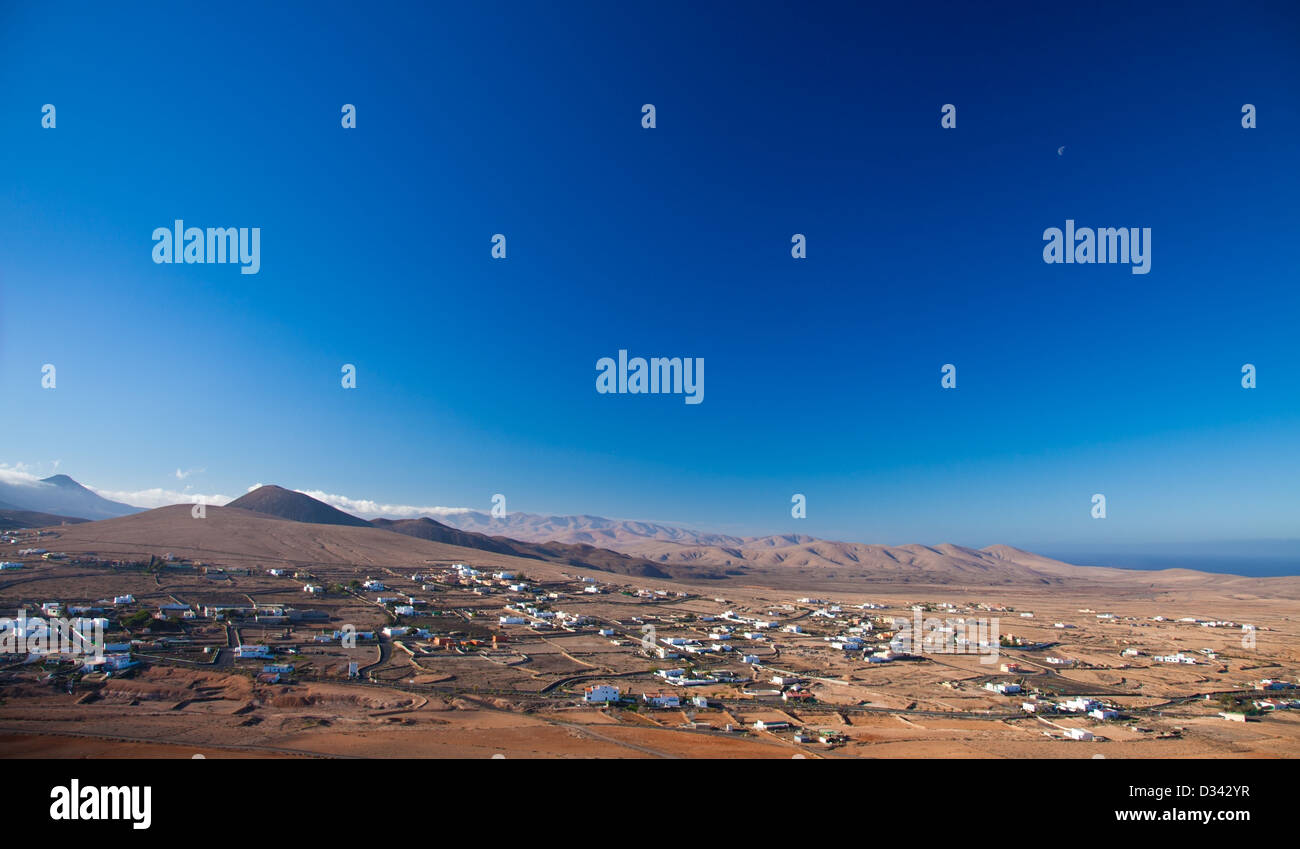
[0,474,142,520]
[14,478,1295,589]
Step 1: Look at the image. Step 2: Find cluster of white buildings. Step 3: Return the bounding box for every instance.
[658,636,730,656]
[497,602,592,631]
[314,628,375,643]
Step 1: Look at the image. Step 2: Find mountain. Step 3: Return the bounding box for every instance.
[41,504,558,574]
[37,502,671,580]
[439,511,748,547]
[0,474,142,520]
[604,537,1067,584]
[0,508,89,530]
[29,489,1300,594]
[371,517,671,578]
[435,511,1061,578]
[370,516,526,553]
[226,485,372,527]
[433,509,1300,590]
[223,487,670,577]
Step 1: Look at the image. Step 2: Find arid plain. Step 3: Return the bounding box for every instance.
[2,498,1298,759]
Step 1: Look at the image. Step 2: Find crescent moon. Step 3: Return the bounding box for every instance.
[1057,146,1065,156]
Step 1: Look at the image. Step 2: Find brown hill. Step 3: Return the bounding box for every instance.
[38,500,673,580]
[221,487,670,577]
[442,511,1300,595]
[41,504,565,574]
[0,508,89,530]
[32,489,1300,595]
[226,485,372,527]
[371,517,672,578]
[614,538,1067,585]
[441,511,748,547]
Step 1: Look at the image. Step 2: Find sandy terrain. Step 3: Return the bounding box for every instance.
[3,514,1298,759]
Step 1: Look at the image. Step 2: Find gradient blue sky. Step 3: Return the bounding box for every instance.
[1,1,1297,550]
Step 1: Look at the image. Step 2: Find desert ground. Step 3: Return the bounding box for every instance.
[2,508,1298,758]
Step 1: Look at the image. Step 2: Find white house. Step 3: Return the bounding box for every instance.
[82,654,136,672]
[1059,697,1100,713]
[583,684,621,703]
[753,720,791,731]
[1065,728,1094,741]
[642,692,680,709]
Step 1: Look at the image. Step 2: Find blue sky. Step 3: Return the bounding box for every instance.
[1,1,1297,549]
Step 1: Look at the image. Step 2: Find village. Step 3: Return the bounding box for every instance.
[3,521,1299,758]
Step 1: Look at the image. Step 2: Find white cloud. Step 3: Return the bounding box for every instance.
[87,487,236,509]
[174,467,205,481]
[0,465,44,487]
[291,489,472,520]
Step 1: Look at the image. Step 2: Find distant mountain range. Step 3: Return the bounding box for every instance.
[227,485,672,577]
[9,476,1296,587]
[435,511,1041,577]
[0,474,141,521]
[441,510,750,547]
